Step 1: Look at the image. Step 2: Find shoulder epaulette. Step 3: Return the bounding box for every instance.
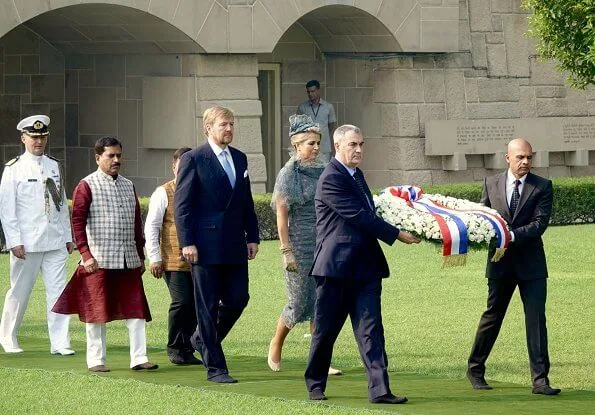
[5,156,19,166]
[45,154,61,163]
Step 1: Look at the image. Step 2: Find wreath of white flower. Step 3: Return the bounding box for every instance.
[374,191,505,250]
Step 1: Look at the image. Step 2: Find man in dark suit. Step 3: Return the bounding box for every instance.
[174,106,260,384]
[304,124,421,404]
[467,138,560,396]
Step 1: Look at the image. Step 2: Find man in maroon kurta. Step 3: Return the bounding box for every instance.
[53,136,157,372]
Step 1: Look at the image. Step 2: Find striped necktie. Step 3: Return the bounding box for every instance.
[353,169,372,210]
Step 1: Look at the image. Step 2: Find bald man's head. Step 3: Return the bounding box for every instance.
[507,138,532,153]
[506,138,533,178]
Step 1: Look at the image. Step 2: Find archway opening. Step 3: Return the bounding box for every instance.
[0,3,204,196]
[258,5,400,188]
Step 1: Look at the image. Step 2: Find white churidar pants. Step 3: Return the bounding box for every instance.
[0,248,71,351]
[85,319,148,368]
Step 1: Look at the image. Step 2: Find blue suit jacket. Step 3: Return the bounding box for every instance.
[310,158,400,279]
[174,142,259,264]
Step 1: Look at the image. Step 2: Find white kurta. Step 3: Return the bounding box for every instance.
[144,186,167,264]
[0,151,72,352]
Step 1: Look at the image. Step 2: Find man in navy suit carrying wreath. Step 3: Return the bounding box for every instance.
[304,124,420,404]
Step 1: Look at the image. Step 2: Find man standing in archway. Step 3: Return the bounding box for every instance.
[297,80,337,161]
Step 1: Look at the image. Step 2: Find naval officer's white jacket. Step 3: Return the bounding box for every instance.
[0,151,72,251]
[0,150,73,353]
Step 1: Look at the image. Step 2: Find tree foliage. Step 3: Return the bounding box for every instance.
[523,0,595,88]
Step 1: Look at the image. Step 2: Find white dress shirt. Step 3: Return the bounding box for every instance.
[506,169,527,207]
[207,139,236,178]
[505,169,527,242]
[144,186,168,264]
[334,157,372,209]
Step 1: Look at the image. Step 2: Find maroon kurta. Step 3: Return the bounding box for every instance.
[52,179,151,323]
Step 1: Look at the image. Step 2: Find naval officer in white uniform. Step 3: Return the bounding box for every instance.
[0,115,75,355]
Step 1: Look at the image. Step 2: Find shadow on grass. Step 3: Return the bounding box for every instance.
[1,337,593,414]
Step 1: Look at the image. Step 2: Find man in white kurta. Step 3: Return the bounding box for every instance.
[0,115,74,355]
[145,147,200,365]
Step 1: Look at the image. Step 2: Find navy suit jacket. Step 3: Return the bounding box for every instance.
[174,142,259,265]
[310,158,400,279]
[482,171,553,280]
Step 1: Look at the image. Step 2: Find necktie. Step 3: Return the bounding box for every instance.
[509,179,520,215]
[221,150,236,187]
[353,170,372,210]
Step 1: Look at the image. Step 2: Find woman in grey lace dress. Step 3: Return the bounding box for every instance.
[267,114,341,375]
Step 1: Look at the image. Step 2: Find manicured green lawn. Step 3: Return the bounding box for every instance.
[0,224,593,414]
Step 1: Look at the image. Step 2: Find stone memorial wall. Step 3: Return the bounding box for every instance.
[426,117,595,170]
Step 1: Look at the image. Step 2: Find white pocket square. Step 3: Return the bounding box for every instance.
[243,169,248,178]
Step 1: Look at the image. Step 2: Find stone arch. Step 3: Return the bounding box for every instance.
[0,2,209,196]
[0,2,206,54]
[262,0,459,53]
[279,3,400,53]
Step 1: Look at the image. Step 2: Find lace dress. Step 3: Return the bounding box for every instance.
[271,158,325,328]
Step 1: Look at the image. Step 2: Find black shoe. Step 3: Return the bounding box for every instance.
[467,370,493,390]
[170,353,203,366]
[208,373,238,383]
[169,354,186,365]
[370,393,408,404]
[532,385,561,396]
[309,389,327,401]
[183,354,203,366]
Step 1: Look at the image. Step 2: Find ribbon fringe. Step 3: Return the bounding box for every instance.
[442,254,467,268]
[384,185,512,268]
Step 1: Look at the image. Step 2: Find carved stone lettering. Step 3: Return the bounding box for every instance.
[562,123,595,144]
[425,117,595,155]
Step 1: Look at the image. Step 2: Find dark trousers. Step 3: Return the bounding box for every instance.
[163,270,196,358]
[305,277,391,399]
[468,277,550,386]
[190,262,249,378]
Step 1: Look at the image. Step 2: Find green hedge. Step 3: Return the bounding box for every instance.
[137,194,278,240]
[1,177,593,248]
[247,176,595,240]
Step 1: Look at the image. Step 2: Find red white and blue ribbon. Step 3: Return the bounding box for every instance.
[383,185,510,265]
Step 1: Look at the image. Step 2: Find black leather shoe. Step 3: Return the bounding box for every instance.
[169,354,186,365]
[208,373,238,383]
[183,354,203,366]
[532,385,561,395]
[467,370,493,390]
[170,353,203,366]
[370,393,408,404]
[309,389,327,401]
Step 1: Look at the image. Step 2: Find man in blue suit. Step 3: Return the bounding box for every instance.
[174,106,259,383]
[304,124,420,404]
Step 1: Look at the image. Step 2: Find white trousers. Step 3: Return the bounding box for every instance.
[86,319,149,368]
[0,248,71,351]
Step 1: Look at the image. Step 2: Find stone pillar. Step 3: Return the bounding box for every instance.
[193,55,266,192]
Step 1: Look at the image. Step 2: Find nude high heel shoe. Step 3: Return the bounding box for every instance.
[268,342,281,372]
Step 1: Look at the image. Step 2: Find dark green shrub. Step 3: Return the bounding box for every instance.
[137,195,278,241]
[548,177,595,225]
[1,177,592,248]
[253,193,278,240]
